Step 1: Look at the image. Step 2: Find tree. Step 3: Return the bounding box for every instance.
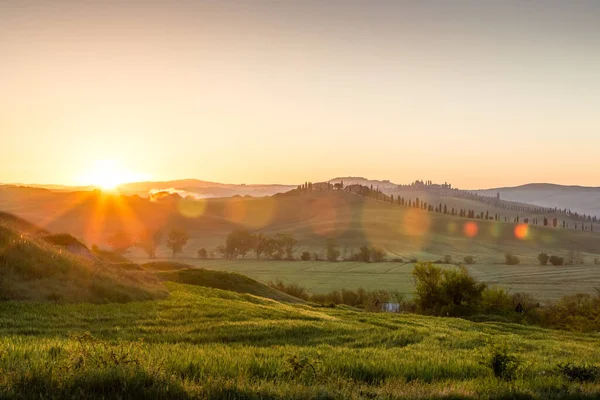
[444,254,452,264]
[166,228,190,258]
[412,262,444,313]
[224,229,254,259]
[300,251,311,261]
[353,245,371,262]
[107,230,133,254]
[537,252,549,266]
[197,248,208,259]
[137,228,163,259]
[275,233,297,260]
[326,238,340,262]
[254,233,269,259]
[370,247,387,262]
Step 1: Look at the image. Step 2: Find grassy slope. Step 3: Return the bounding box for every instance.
[145,261,303,303]
[0,215,167,303]
[0,282,598,399]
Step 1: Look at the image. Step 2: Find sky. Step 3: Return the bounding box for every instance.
[1,0,599,189]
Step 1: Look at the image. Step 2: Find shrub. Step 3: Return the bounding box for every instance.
[463,256,475,265]
[485,344,521,381]
[267,280,309,301]
[443,255,452,264]
[412,263,486,316]
[549,255,564,266]
[300,251,311,261]
[504,253,520,265]
[557,363,600,382]
[537,252,549,265]
[479,287,513,315]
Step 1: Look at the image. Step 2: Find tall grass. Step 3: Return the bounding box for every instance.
[0,283,598,398]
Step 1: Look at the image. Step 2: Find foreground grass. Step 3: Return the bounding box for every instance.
[0,283,599,399]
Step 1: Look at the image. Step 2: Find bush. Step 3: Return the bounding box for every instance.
[267,280,310,301]
[412,263,486,316]
[557,363,600,382]
[443,255,452,264]
[486,344,521,381]
[537,252,549,265]
[504,253,520,265]
[463,256,475,265]
[300,251,311,261]
[549,255,564,266]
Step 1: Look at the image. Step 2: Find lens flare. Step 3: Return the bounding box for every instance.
[177,198,207,218]
[224,198,247,223]
[447,221,458,234]
[310,195,350,237]
[514,224,529,240]
[489,222,502,238]
[402,208,431,237]
[463,222,478,237]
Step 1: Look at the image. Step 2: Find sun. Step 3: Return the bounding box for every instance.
[81,159,144,191]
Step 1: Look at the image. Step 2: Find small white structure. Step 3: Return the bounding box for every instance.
[381,303,401,313]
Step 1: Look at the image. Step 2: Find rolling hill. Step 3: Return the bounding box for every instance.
[1,186,599,264]
[0,212,167,302]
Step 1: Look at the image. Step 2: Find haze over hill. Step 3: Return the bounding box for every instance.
[475,183,600,218]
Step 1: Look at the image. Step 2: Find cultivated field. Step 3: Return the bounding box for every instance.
[0,282,599,399]
[136,258,600,302]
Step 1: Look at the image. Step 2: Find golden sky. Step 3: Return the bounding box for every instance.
[1,1,599,189]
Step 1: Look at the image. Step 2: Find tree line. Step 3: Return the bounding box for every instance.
[292,182,597,232]
[272,262,600,332]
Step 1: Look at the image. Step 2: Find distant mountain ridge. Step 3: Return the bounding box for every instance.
[474,183,600,217]
[4,178,600,216]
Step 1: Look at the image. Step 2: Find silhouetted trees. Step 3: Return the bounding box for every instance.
[137,228,163,259]
[166,228,190,258]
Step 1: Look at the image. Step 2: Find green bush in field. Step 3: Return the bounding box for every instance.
[504,253,520,265]
[413,263,486,316]
[463,256,475,264]
[485,344,521,381]
[549,255,565,265]
[537,252,549,265]
[300,251,311,261]
[558,363,600,382]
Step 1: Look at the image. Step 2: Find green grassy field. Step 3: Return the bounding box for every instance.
[134,258,600,302]
[0,282,599,399]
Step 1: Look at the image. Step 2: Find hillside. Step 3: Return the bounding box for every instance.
[2,187,599,263]
[475,183,600,217]
[0,282,598,398]
[146,262,304,303]
[0,213,167,302]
